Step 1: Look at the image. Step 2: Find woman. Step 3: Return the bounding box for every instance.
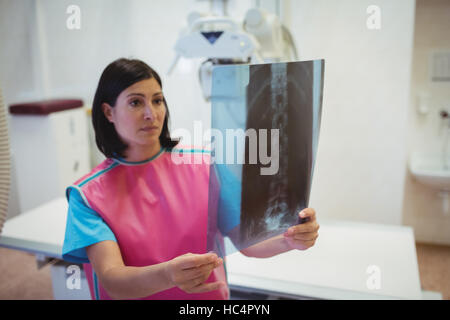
[62,58,320,300]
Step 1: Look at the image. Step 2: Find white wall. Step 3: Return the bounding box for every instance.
[1,0,417,228]
[0,0,39,101]
[403,0,450,245]
[287,0,416,225]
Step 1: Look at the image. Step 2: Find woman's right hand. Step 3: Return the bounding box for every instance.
[164,252,225,294]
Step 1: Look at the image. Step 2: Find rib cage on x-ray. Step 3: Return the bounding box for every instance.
[240,62,314,248]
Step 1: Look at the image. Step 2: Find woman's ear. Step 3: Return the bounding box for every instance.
[102,103,114,123]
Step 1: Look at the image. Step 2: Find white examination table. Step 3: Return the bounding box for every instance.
[0,197,423,300]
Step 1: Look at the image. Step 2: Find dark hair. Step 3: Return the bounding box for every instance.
[92,58,179,158]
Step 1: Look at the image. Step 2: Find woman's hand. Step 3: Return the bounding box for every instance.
[164,252,225,294]
[283,208,320,251]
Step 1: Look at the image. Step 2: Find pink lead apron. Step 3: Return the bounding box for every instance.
[69,148,228,300]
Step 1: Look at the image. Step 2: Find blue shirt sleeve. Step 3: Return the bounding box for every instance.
[215,164,241,235]
[62,187,117,263]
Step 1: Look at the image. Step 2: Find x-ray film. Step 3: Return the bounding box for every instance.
[207,60,324,257]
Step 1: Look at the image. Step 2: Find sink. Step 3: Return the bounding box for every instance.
[409,153,450,190]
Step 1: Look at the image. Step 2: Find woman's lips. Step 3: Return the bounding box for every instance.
[141,126,158,132]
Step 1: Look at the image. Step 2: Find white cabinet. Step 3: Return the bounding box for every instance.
[9,100,90,213]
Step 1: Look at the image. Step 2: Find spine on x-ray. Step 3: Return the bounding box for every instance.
[264,63,289,228]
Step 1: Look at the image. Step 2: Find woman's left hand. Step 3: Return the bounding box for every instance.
[283,208,320,251]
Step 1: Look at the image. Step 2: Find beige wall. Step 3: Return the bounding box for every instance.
[403,0,450,245]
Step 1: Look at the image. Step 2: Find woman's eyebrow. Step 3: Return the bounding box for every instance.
[126,92,163,97]
[126,93,145,97]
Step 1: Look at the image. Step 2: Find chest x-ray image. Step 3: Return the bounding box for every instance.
[207,60,324,256]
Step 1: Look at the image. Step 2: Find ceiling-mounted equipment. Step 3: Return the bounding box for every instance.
[169,0,299,101]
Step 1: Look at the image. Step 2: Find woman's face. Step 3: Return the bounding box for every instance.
[102,78,166,155]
